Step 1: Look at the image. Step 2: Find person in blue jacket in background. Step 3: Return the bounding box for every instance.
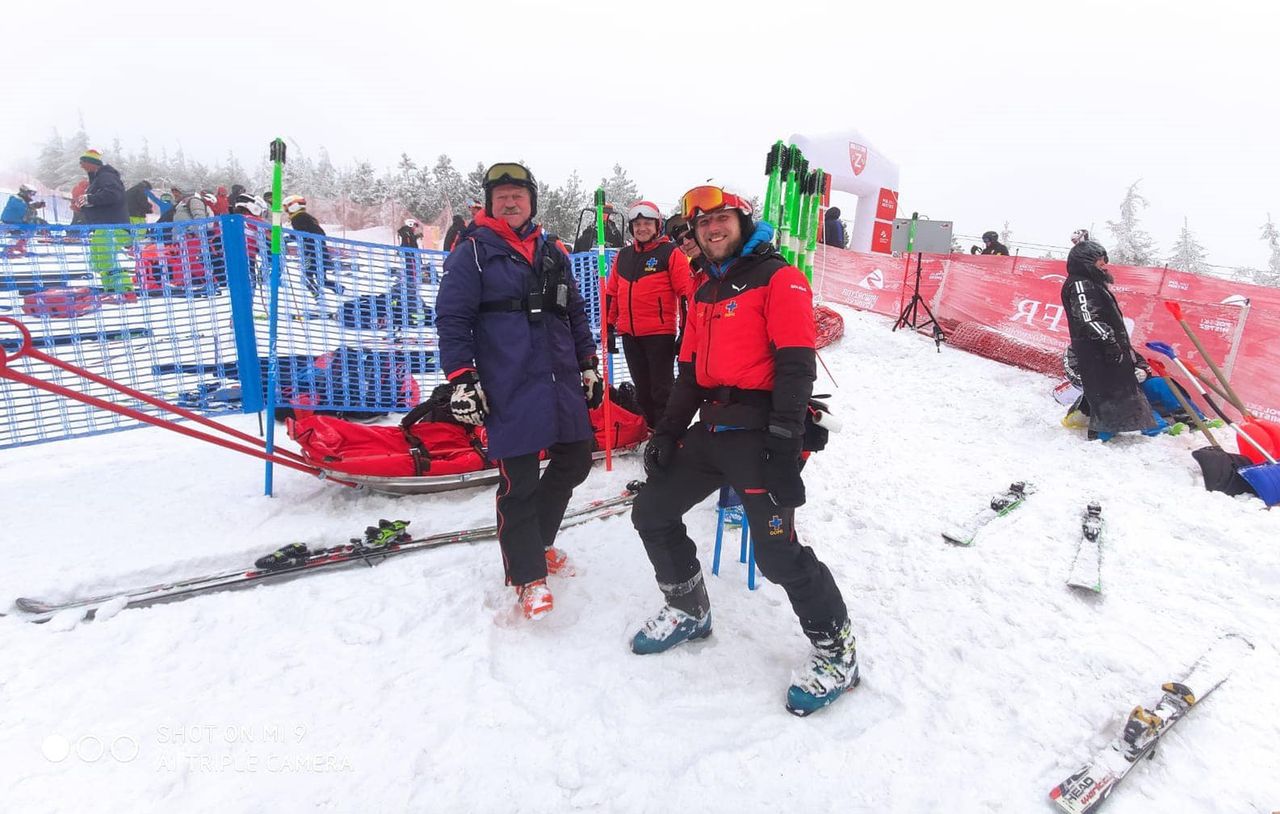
[434,162,604,622]
[3,185,46,224]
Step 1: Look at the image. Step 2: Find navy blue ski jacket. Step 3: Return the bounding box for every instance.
[435,213,596,460]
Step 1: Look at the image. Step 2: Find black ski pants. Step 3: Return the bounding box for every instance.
[631,425,848,633]
[495,439,593,586]
[621,333,676,427]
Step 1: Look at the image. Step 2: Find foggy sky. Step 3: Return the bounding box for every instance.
[4,0,1276,268]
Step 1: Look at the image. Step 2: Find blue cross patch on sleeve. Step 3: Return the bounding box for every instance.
[768,515,785,535]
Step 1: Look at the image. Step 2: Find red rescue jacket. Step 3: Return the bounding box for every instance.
[606,236,696,337]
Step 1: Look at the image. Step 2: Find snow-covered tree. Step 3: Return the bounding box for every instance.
[465,162,486,207]
[1000,220,1013,247]
[539,170,589,242]
[35,130,67,189]
[1106,180,1159,265]
[391,154,438,221]
[432,155,468,219]
[1258,214,1280,287]
[601,163,638,210]
[1166,217,1209,274]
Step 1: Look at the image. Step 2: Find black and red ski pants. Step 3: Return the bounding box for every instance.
[631,425,848,634]
[495,440,593,586]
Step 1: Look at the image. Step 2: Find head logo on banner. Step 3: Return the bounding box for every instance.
[859,269,885,290]
[849,143,868,176]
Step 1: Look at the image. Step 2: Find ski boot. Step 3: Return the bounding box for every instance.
[544,546,576,577]
[786,619,860,717]
[254,542,311,571]
[358,519,411,550]
[631,570,712,655]
[516,579,554,621]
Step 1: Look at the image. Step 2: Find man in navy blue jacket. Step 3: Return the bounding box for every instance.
[434,162,603,621]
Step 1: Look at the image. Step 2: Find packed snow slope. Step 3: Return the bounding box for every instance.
[1,304,1276,813]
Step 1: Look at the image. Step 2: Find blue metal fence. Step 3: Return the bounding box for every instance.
[0,217,624,449]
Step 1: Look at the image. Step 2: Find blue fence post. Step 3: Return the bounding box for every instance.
[221,215,263,412]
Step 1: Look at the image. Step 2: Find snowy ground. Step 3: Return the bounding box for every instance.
[1,305,1277,813]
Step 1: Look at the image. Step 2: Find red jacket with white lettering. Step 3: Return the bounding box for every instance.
[663,238,816,436]
[605,236,696,337]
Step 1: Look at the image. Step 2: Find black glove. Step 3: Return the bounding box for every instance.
[644,434,676,479]
[762,431,805,508]
[448,371,488,425]
[970,245,981,255]
[581,356,603,409]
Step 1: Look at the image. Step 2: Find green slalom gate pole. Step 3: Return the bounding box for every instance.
[762,141,785,231]
[783,149,806,264]
[263,138,286,496]
[594,187,613,471]
[803,169,825,282]
[796,169,814,277]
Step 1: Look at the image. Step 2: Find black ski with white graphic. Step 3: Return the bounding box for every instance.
[1049,633,1254,814]
[941,481,1034,546]
[1066,502,1103,593]
[12,483,643,623]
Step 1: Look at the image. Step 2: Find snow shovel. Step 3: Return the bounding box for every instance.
[1145,356,1219,448]
[1147,341,1280,505]
[1164,300,1280,455]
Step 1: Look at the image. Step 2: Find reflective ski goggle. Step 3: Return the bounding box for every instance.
[627,202,662,223]
[484,162,534,187]
[680,186,753,221]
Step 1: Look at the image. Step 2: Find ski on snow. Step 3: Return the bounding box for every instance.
[941,481,1034,546]
[11,483,643,623]
[1066,502,1103,593]
[1049,632,1254,814]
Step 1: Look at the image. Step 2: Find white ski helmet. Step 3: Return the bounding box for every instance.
[404,218,419,229]
[282,195,307,215]
[626,200,663,234]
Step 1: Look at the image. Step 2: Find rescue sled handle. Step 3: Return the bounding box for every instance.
[0,316,357,488]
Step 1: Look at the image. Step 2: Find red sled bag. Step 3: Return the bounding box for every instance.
[22,287,100,318]
[288,414,485,477]
[589,392,649,452]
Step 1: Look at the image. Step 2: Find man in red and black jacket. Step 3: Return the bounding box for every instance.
[628,185,857,718]
[605,200,696,426]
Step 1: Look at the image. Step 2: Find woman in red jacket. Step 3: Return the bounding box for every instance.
[605,201,696,426]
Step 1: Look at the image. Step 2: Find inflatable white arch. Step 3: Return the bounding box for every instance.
[788,129,900,253]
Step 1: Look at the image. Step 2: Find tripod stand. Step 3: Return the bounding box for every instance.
[892,251,945,351]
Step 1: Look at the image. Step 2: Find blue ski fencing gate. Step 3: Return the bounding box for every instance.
[0,218,622,449]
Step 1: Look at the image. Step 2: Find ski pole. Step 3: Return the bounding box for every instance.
[1146,355,1219,448]
[1164,301,1251,415]
[1147,341,1276,463]
[265,137,287,496]
[594,187,613,471]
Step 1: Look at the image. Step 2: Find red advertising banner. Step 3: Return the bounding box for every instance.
[875,188,898,221]
[871,222,893,254]
[813,248,1279,416]
[816,248,943,318]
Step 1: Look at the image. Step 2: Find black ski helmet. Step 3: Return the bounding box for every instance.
[483,162,538,220]
[982,230,999,243]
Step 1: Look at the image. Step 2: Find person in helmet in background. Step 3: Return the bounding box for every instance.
[2,185,45,225]
[172,190,218,222]
[433,162,602,622]
[572,204,625,253]
[604,200,696,427]
[1060,239,1159,440]
[398,217,423,250]
[231,193,268,284]
[442,214,465,251]
[283,195,343,298]
[1070,228,1089,246]
[972,230,1009,256]
[628,184,857,718]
